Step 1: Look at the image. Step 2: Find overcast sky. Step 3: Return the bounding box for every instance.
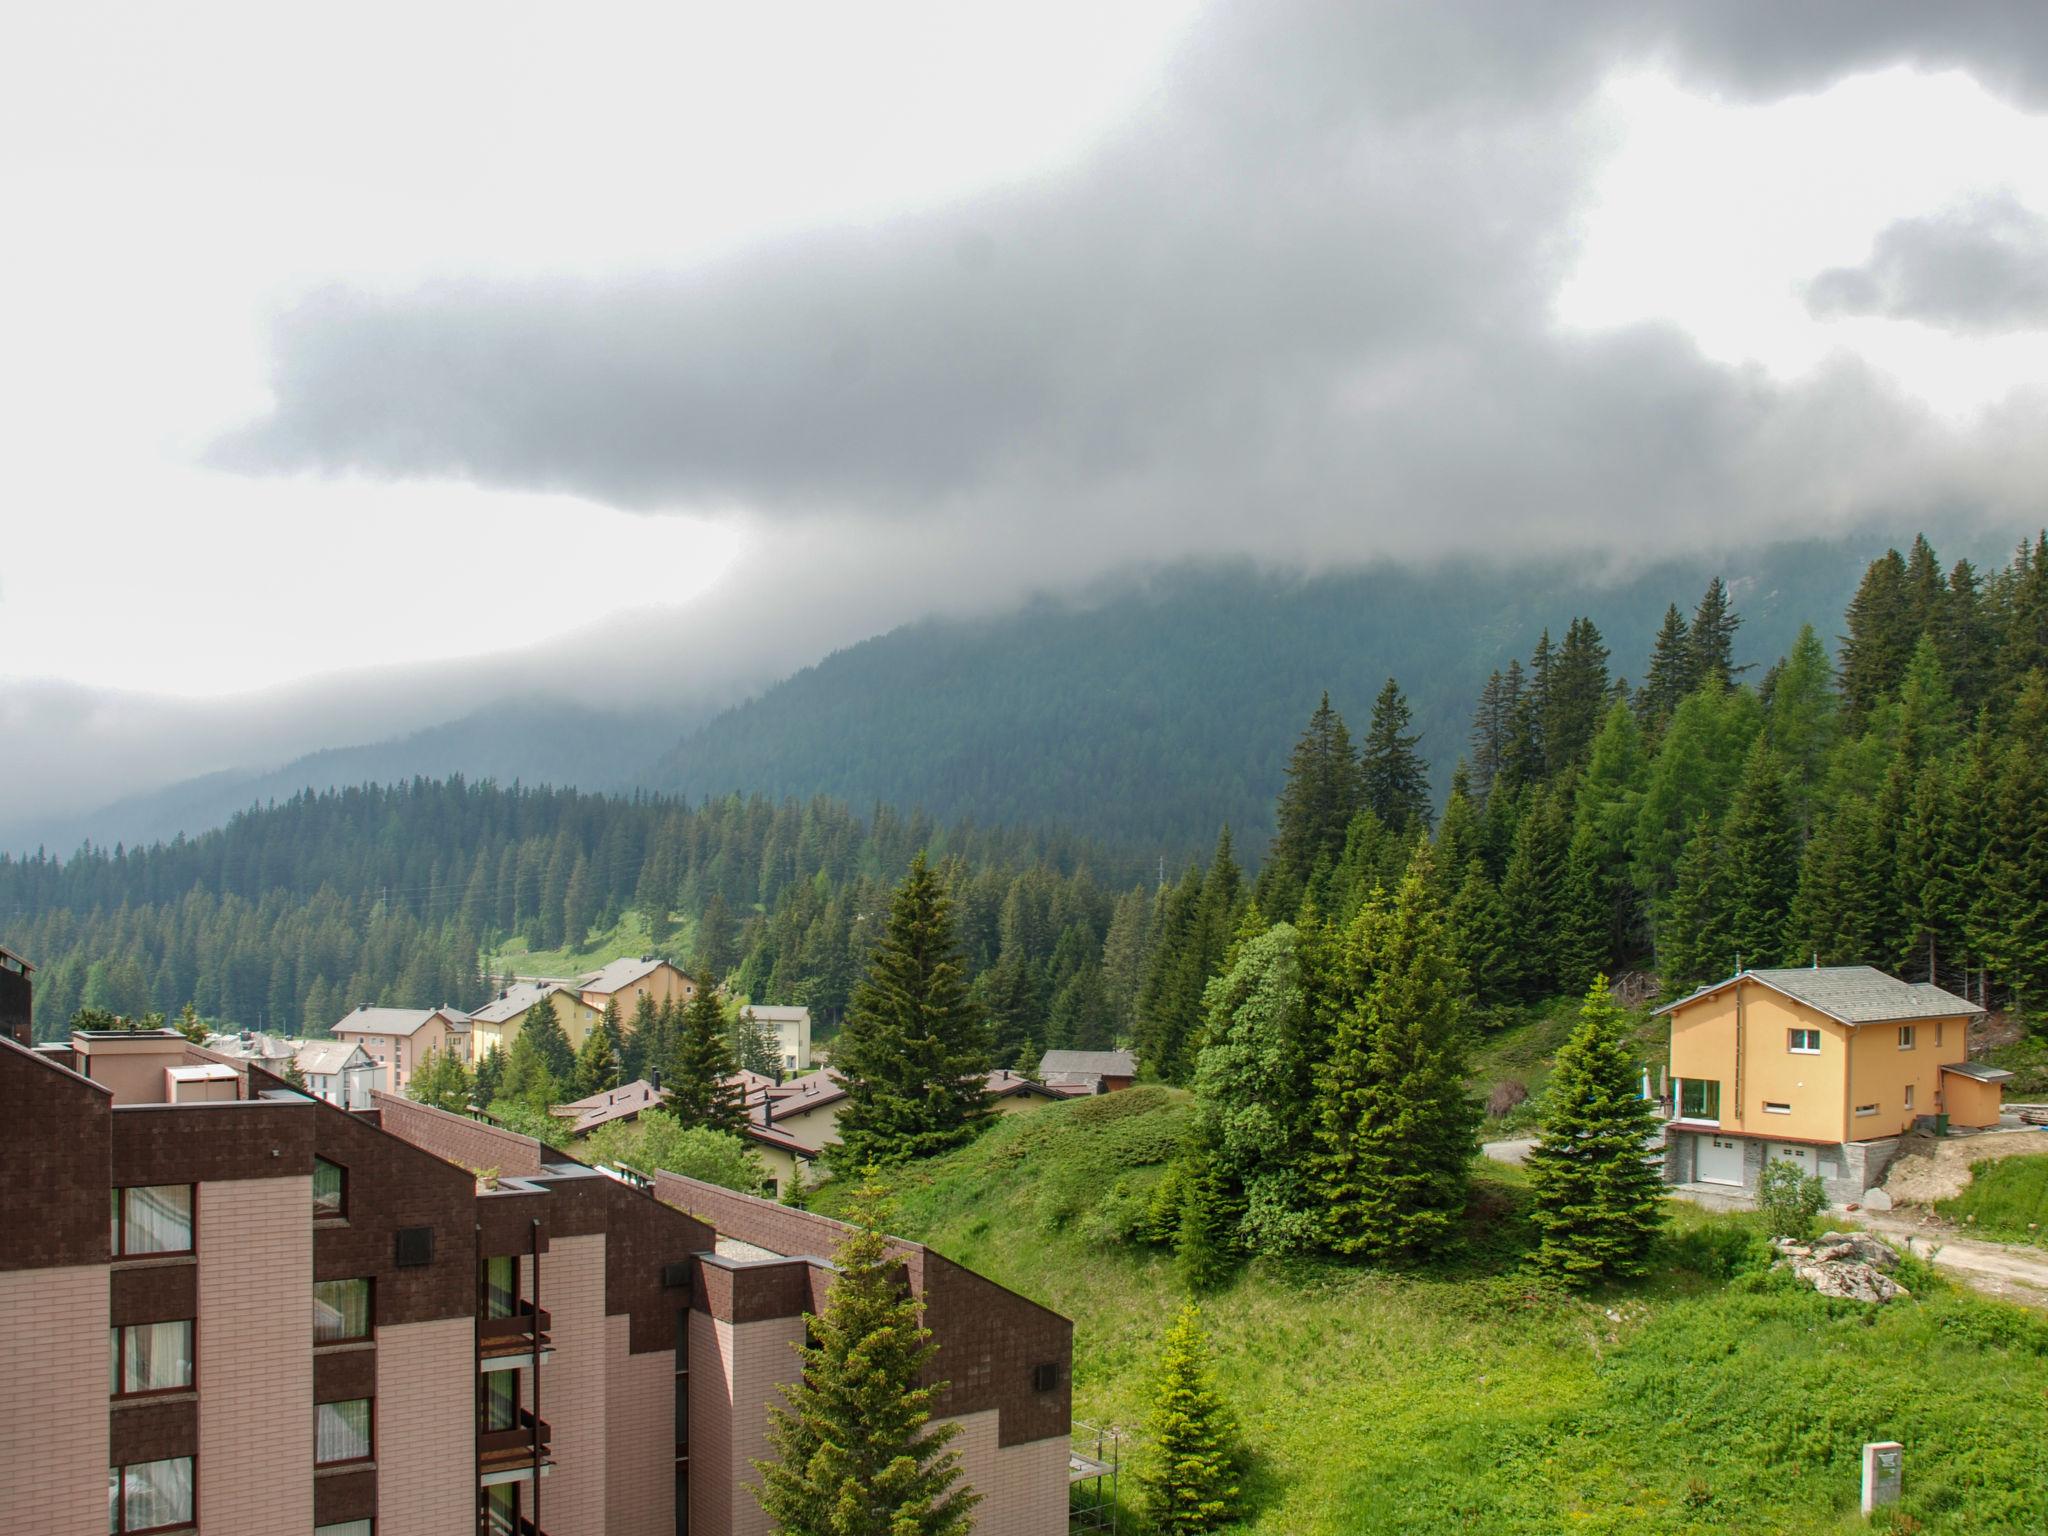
[5,1,2048,817]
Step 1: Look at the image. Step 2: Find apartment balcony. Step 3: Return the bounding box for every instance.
[478,1409,553,1484]
[478,1304,553,1369]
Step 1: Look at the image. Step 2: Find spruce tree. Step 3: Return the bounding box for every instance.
[407,1045,475,1112]
[473,1044,506,1106]
[1360,677,1432,834]
[1139,1304,1242,1536]
[1839,548,1913,726]
[1658,813,1732,993]
[1637,603,1692,731]
[730,1007,783,1079]
[754,1178,978,1536]
[1543,616,1612,773]
[831,854,992,1168]
[1469,670,1512,804]
[1447,865,1517,1007]
[1499,785,1570,1000]
[623,992,660,1081]
[1720,740,1799,969]
[520,993,577,1085]
[500,1027,563,1109]
[1688,576,1743,690]
[1524,976,1666,1286]
[575,998,624,1097]
[1314,847,1478,1262]
[1979,674,2048,1008]
[666,990,746,1132]
[1261,694,1364,917]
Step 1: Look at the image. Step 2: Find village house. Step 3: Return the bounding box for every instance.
[329,1004,472,1093]
[1035,1049,1138,1095]
[740,1004,813,1075]
[578,955,698,1018]
[293,1038,383,1110]
[1659,965,2009,1203]
[469,980,605,1061]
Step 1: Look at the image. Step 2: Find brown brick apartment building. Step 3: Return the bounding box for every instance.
[0,966,1072,1536]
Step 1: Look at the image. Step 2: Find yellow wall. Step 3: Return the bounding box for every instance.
[769,1098,842,1153]
[583,963,697,1020]
[988,1089,1061,1117]
[1941,1072,2003,1129]
[749,1141,813,1197]
[1668,978,1979,1143]
[471,993,604,1061]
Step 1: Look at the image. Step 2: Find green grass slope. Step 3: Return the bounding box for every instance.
[1940,1158,2048,1249]
[818,1088,2048,1535]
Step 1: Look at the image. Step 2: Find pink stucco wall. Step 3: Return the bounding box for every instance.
[375,1315,476,1535]
[0,1264,107,1534]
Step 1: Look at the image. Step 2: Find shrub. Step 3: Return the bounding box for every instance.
[1755,1160,1827,1240]
[1659,1219,1772,1280]
[1486,1080,1529,1118]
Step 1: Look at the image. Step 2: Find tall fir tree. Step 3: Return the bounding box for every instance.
[407,1045,475,1112]
[1359,677,1432,834]
[1499,784,1570,1000]
[1543,616,1612,773]
[519,993,577,1086]
[1139,1304,1242,1536]
[666,990,746,1133]
[1524,976,1666,1285]
[574,998,624,1098]
[1469,669,1513,805]
[1720,740,1800,970]
[753,1178,978,1536]
[1687,576,1743,690]
[1839,548,1914,727]
[1658,813,1733,992]
[831,854,992,1168]
[1260,694,1364,917]
[1637,603,1693,731]
[1314,846,1478,1262]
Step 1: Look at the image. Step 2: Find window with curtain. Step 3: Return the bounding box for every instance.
[110,1321,194,1396]
[108,1456,194,1532]
[312,1158,346,1218]
[313,1279,371,1344]
[484,1483,518,1536]
[112,1187,194,1257]
[484,1255,518,1318]
[315,1398,372,1465]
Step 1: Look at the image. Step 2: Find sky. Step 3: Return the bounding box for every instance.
[5,0,2048,821]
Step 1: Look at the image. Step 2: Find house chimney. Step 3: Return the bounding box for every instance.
[649,1068,661,1093]
[761,1095,773,1128]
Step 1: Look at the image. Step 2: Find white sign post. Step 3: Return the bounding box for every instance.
[1861,1441,1903,1517]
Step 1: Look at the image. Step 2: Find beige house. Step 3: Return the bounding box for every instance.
[293,1038,382,1110]
[742,1005,813,1075]
[329,1004,472,1094]
[578,955,697,1018]
[468,981,604,1061]
[1659,966,2003,1202]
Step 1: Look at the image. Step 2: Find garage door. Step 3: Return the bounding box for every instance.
[1767,1142,1816,1176]
[1696,1135,1745,1185]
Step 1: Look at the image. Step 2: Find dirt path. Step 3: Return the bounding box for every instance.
[1853,1210,2048,1311]
[1879,1126,2048,1204]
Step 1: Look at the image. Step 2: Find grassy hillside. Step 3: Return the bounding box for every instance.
[1471,998,1671,1138]
[816,1088,2048,1534]
[1939,1159,2048,1248]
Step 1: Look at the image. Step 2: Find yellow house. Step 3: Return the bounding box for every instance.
[1659,966,2003,1201]
[469,981,605,1061]
[577,955,697,1019]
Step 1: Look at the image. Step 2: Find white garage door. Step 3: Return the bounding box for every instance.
[1696,1135,1745,1185]
[1767,1142,1816,1176]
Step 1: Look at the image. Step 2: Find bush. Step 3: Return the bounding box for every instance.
[1486,1080,1529,1118]
[1756,1160,1827,1240]
[1659,1219,1772,1280]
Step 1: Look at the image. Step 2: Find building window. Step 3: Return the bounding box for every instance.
[484,1256,519,1319]
[1936,1021,1945,1048]
[315,1524,373,1536]
[1898,1025,1916,1050]
[1855,1103,1879,1117]
[485,1484,519,1536]
[112,1186,194,1257]
[1905,1084,1915,1110]
[1762,1101,1791,1115]
[315,1398,372,1465]
[312,1158,346,1219]
[109,1456,193,1532]
[110,1320,194,1397]
[1787,1028,1820,1054]
[313,1279,371,1344]
[1678,1079,1721,1120]
[483,1370,519,1432]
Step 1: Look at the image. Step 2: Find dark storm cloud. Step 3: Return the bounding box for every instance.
[216,0,2048,561]
[1806,194,2048,333]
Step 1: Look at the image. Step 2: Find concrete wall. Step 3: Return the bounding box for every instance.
[945,1409,1072,1536]
[375,1315,475,1535]
[0,1264,107,1534]
[199,1175,315,1535]
[529,1233,608,1536]
[604,1311,676,1536]
[1667,1128,1904,1203]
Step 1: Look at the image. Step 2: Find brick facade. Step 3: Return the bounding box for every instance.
[0,1265,108,1535]
[605,1312,678,1536]
[376,1316,476,1535]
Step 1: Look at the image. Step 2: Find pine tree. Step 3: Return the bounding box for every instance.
[753,1178,978,1536]
[1139,1304,1242,1536]
[408,1045,475,1112]
[831,854,992,1168]
[1524,976,1666,1286]
[1658,813,1733,993]
[1637,603,1692,732]
[1721,740,1799,969]
[500,1026,563,1109]
[1543,616,1612,773]
[1764,624,1839,833]
[575,998,624,1097]
[666,991,746,1133]
[1470,670,1512,804]
[1934,558,1993,713]
[519,993,577,1085]
[623,992,660,1081]
[1979,674,2048,1008]
[1173,1144,1241,1291]
[1360,677,1432,834]
[1447,865,1517,1007]
[1499,785,1570,1000]
[694,890,735,984]
[1314,847,1477,1262]
[1688,577,1743,690]
[730,1006,783,1079]
[1261,694,1364,917]
[1839,548,1913,726]
[473,1044,506,1106]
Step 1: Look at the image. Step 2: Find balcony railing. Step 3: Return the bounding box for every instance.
[478,1303,552,1364]
[479,1409,552,1479]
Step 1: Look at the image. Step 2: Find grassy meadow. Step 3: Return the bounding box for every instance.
[1940,1158,2048,1249]
[815,1087,2048,1535]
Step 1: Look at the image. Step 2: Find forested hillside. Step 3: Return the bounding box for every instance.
[649,536,1993,854]
[5,530,2044,1057]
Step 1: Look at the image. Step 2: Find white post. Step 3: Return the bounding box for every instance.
[1861,1442,1902,1517]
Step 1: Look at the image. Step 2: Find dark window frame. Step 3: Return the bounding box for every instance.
[108,1454,196,1533]
[313,1157,348,1220]
[110,1318,196,1399]
[111,1185,196,1259]
[313,1277,373,1345]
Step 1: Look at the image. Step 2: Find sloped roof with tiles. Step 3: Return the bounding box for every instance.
[1656,967,1981,1025]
